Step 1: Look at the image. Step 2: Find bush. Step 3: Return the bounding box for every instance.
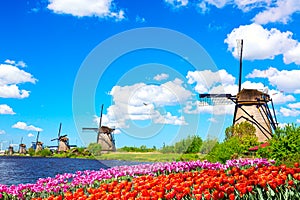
[205,137,244,163]
[87,143,102,156]
[257,124,300,166]
[36,148,52,157]
[27,148,35,156]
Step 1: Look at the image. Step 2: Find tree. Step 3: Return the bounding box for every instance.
[185,136,203,154]
[225,121,258,152]
[257,124,300,165]
[200,137,218,154]
[87,143,102,156]
[225,121,256,140]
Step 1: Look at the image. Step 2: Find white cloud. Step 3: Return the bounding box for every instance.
[287,102,300,109]
[153,73,169,81]
[165,0,189,8]
[246,67,300,93]
[252,0,300,24]
[98,79,191,129]
[12,122,43,132]
[135,15,146,23]
[4,59,26,68]
[280,107,300,117]
[208,117,218,123]
[296,119,300,123]
[284,43,300,65]
[47,0,125,20]
[0,130,5,134]
[186,69,235,93]
[184,100,235,115]
[269,90,295,104]
[0,63,36,98]
[234,0,272,12]
[28,133,34,137]
[0,104,15,115]
[225,23,298,62]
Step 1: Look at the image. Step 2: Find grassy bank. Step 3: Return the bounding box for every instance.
[95,151,205,162]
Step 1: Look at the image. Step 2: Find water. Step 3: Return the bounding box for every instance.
[0,156,147,186]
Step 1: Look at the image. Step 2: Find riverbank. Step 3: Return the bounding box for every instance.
[96,151,205,162]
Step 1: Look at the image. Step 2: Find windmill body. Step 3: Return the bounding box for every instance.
[8,146,14,155]
[199,40,277,142]
[19,144,27,154]
[19,137,27,154]
[82,104,116,152]
[233,89,274,142]
[51,123,71,152]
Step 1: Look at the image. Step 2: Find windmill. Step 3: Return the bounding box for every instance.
[19,137,27,154]
[82,104,116,152]
[51,123,70,152]
[199,39,278,142]
[35,131,43,152]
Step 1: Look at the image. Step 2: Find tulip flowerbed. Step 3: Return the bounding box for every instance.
[0,158,299,200]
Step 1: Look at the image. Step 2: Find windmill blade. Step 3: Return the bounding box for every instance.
[58,123,62,138]
[98,104,104,129]
[51,138,58,141]
[20,137,23,144]
[36,131,40,144]
[60,134,67,138]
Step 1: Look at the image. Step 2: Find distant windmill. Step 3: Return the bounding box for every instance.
[8,145,14,155]
[82,104,116,152]
[51,123,70,152]
[199,39,278,142]
[35,131,43,152]
[19,137,27,154]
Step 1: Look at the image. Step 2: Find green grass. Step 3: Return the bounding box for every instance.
[95,151,206,162]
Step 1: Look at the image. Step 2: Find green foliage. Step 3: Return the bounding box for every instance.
[200,137,218,154]
[36,148,52,157]
[205,137,244,163]
[118,145,156,152]
[178,153,199,161]
[225,121,257,140]
[27,147,35,156]
[257,124,300,166]
[160,135,203,154]
[185,136,203,154]
[87,143,102,156]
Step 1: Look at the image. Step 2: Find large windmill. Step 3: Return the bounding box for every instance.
[199,39,278,142]
[82,104,116,152]
[51,123,70,152]
[18,137,27,154]
[35,131,43,152]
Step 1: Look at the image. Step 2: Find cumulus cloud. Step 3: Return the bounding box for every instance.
[246,67,300,93]
[0,63,36,98]
[96,79,191,130]
[12,122,43,132]
[165,0,189,8]
[0,130,5,134]
[252,0,300,24]
[4,59,26,68]
[0,104,15,115]
[153,73,169,81]
[28,133,34,137]
[183,100,235,115]
[47,0,125,20]
[287,102,300,109]
[225,23,298,63]
[280,107,300,117]
[186,69,235,93]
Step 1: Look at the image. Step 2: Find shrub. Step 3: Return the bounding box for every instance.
[36,148,52,157]
[87,143,102,156]
[257,124,300,166]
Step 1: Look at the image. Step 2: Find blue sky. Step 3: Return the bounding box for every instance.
[1,0,300,150]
